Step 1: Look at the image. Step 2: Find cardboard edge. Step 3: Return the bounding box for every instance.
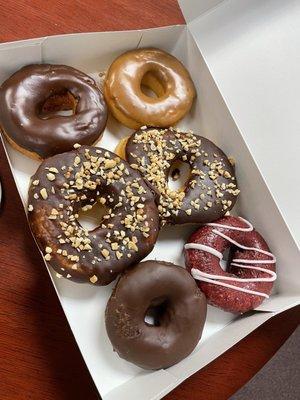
[178,0,227,23]
[0,37,45,50]
[0,25,185,48]
[40,25,185,48]
[256,296,300,313]
[103,369,180,400]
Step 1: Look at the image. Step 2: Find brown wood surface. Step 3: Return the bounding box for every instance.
[0,1,299,399]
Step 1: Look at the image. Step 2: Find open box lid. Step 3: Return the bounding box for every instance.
[179,0,300,247]
[178,0,225,22]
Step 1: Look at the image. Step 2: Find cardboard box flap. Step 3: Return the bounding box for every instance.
[104,370,180,400]
[182,0,300,246]
[0,39,43,81]
[178,0,225,23]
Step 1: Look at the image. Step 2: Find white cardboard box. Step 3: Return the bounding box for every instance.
[0,1,299,399]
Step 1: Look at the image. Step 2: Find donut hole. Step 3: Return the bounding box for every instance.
[39,90,77,118]
[221,246,237,272]
[140,71,165,99]
[77,201,108,232]
[140,83,158,99]
[167,160,191,191]
[144,298,170,327]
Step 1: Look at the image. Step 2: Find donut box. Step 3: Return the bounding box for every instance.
[0,0,299,399]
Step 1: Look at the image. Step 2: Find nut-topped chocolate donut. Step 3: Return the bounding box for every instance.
[122,127,239,225]
[104,48,196,129]
[27,145,159,285]
[0,64,107,159]
[105,261,207,370]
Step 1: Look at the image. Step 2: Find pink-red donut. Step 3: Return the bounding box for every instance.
[184,216,276,313]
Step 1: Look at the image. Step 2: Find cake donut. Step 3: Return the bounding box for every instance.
[27,146,159,285]
[104,48,195,128]
[0,64,107,159]
[120,127,239,225]
[105,261,207,370]
[185,216,277,313]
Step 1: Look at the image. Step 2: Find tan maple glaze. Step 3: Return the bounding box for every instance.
[104,48,196,128]
[0,64,108,159]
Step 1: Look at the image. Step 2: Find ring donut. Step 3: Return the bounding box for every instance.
[121,127,239,225]
[184,216,277,313]
[105,260,207,369]
[27,146,159,285]
[0,64,107,159]
[104,48,195,129]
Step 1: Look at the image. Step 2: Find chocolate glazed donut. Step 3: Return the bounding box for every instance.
[27,146,159,285]
[125,127,239,225]
[105,261,207,370]
[0,64,107,159]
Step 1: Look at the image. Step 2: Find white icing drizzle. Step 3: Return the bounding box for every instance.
[185,243,223,259]
[206,216,254,232]
[185,217,277,298]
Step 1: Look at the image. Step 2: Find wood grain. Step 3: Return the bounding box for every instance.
[0,1,298,399]
[0,0,184,42]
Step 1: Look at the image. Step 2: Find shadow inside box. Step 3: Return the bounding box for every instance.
[98,311,144,376]
[4,138,40,178]
[149,223,202,266]
[102,113,132,143]
[52,268,113,301]
[157,223,198,243]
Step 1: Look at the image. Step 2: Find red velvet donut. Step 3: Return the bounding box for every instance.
[184,216,276,313]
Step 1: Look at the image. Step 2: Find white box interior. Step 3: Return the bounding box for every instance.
[0,2,299,399]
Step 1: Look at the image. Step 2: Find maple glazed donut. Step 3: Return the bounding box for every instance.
[0,64,107,159]
[104,48,196,128]
[27,146,159,285]
[185,216,277,313]
[105,260,207,370]
[123,127,239,225]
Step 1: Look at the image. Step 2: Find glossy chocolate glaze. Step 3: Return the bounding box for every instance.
[0,64,107,158]
[105,260,207,370]
[125,127,239,225]
[27,146,159,285]
[104,48,195,128]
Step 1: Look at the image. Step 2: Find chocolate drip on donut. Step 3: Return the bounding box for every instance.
[125,127,239,225]
[0,64,107,159]
[105,261,207,370]
[27,146,159,285]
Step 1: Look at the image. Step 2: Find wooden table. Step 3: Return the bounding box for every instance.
[0,1,299,399]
